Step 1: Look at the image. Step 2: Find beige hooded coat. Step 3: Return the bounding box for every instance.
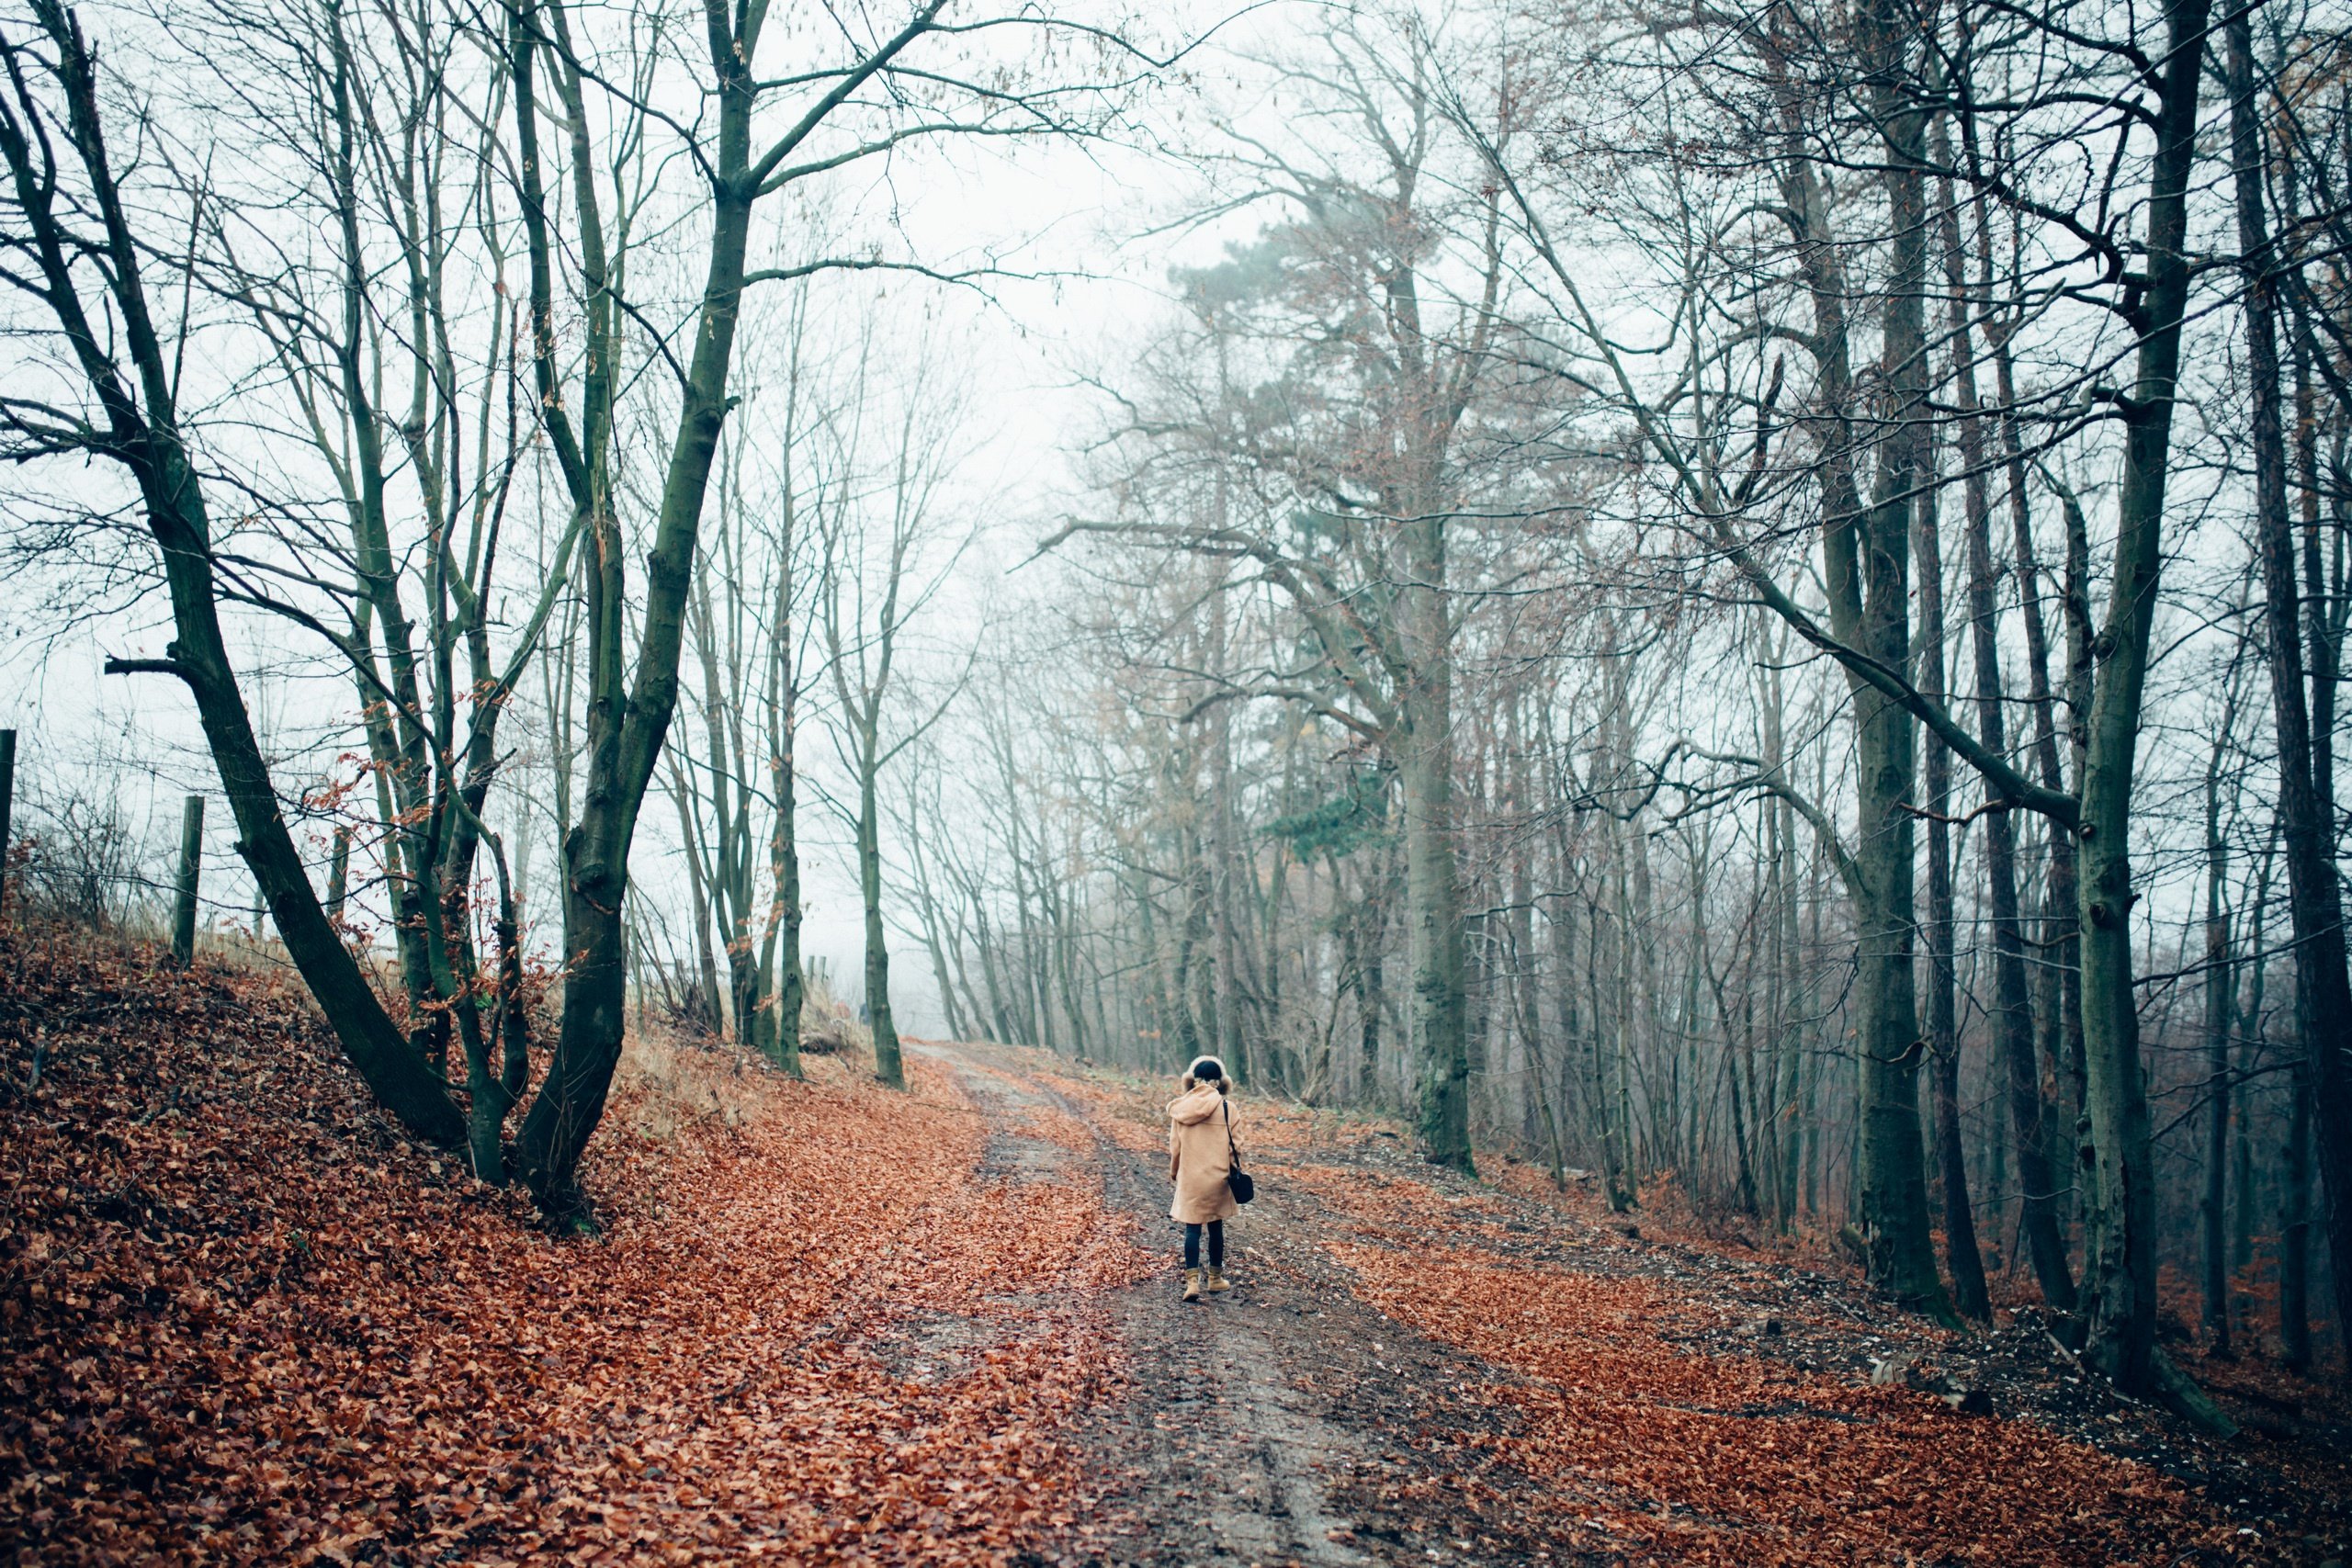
[1167,1084,1240,1224]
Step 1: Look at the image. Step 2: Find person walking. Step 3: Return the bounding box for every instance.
[1169,1055,1241,1302]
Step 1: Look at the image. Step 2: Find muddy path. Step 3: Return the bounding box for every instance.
[916,1042,2349,1568]
[914,1043,1583,1568]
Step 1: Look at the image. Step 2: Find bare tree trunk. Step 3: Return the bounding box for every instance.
[2224,1,2352,1371]
[327,827,350,923]
[2201,719,2236,1354]
[1765,41,1947,1314]
[859,762,904,1086]
[1402,675,1472,1170]
[1758,653,1808,1233]
[1838,27,1948,1314]
[1602,795,1637,1211]
[1917,484,1991,1319]
[670,760,724,1033]
[2284,1023,2316,1369]
[2072,0,2219,1414]
[513,0,763,1207]
[758,525,805,1075]
[1937,113,2078,1314]
[1958,92,2090,1160]
[1546,785,1581,1170]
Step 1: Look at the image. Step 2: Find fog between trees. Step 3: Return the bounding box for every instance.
[1,0,2346,1425]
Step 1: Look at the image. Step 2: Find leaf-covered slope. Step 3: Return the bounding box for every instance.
[0,929,1143,1564]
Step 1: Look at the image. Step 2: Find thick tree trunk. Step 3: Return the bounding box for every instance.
[1848,96,1950,1322]
[2201,801,2233,1354]
[763,687,805,1074]
[1917,484,1991,1320]
[517,132,758,1208]
[1936,128,2079,1314]
[862,758,905,1088]
[2225,3,2352,1371]
[2073,0,2213,1408]
[2284,1042,2315,1368]
[1401,694,1472,1171]
[1770,66,1944,1314]
[1849,699,1944,1316]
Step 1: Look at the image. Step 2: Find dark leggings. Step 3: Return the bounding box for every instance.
[1183,1220,1225,1269]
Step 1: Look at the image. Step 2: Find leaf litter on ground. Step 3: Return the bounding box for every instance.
[0,926,1149,1565]
[5,931,2347,1566]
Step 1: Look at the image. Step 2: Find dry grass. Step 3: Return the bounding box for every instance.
[610,1028,767,1144]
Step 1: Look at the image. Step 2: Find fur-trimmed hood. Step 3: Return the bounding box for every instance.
[1167,1082,1225,1126]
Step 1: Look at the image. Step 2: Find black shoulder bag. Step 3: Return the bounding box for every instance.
[1223,1099,1255,1204]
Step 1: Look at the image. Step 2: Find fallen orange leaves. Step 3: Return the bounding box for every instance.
[0,929,1147,1564]
[6,931,2331,1566]
[1323,1235,2240,1564]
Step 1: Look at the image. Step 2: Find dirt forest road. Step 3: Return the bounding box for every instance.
[5,931,2344,1568]
[914,1041,2345,1568]
[915,1042,1488,1568]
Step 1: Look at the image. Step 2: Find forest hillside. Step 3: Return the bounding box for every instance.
[4,0,2352,1556]
[1,922,2345,1564]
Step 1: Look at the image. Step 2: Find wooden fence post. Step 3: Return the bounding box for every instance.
[171,795,204,966]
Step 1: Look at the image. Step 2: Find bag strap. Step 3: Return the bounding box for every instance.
[1223,1098,1242,1170]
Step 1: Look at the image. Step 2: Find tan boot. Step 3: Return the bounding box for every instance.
[1182,1268,1202,1303]
[1204,1265,1230,1294]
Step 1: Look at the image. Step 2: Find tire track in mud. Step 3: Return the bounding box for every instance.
[912,1043,1577,1568]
